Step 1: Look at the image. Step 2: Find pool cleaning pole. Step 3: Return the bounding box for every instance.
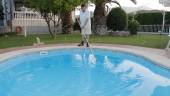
[166,27,170,50]
[83,33,94,54]
[82,29,96,65]
[77,18,94,55]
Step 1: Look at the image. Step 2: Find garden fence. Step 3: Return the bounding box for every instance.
[138,25,170,33]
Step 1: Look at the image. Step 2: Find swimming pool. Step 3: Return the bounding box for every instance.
[0,48,170,96]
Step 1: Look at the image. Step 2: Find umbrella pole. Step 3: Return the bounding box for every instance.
[161,0,166,35]
[161,10,166,35]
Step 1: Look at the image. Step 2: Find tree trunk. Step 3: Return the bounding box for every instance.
[45,18,54,38]
[62,11,73,34]
[94,1,107,35]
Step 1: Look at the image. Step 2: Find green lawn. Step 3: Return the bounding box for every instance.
[0,33,169,49]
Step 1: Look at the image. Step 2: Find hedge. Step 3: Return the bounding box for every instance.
[135,12,170,25]
[107,7,128,31]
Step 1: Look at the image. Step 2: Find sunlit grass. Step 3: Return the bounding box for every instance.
[0,33,169,49]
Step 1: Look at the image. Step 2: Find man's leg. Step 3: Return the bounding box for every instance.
[85,35,90,47]
[78,35,84,46]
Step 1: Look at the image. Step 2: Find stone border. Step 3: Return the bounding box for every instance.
[0,44,170,69]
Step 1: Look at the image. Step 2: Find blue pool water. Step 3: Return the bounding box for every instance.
[0,48,170,96]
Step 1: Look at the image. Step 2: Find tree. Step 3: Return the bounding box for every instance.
[92,0,136,35]
[58,0,84,34]
[26,0,83,37]
[26,0,58,38]
[0,0,4,20]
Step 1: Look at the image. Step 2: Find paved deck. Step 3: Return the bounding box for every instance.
[0,44,170,69]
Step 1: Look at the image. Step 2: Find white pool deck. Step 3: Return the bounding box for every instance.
[0,44,170,69]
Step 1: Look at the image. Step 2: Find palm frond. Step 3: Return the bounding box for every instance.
[130,0,137,4]
[111,0,121,7]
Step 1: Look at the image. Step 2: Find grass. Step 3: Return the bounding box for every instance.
[0,33,169,49]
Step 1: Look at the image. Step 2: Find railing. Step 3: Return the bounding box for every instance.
[138,25,170,33]
[13,11,44,19]
[13,11,59,20]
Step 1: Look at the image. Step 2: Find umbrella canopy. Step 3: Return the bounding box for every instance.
[74,0,169,17]
[111,0,168,13]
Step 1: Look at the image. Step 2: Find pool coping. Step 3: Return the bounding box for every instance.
[0,44,170,69]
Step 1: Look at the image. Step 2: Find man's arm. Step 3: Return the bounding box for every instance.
[82,18,89,29]
[81,11,90,29]
[77,17,88,30]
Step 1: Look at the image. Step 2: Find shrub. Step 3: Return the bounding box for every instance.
[106,7,128,31]
[128,19,140,35]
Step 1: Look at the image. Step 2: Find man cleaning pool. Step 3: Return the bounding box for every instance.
[78,4,92,47]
